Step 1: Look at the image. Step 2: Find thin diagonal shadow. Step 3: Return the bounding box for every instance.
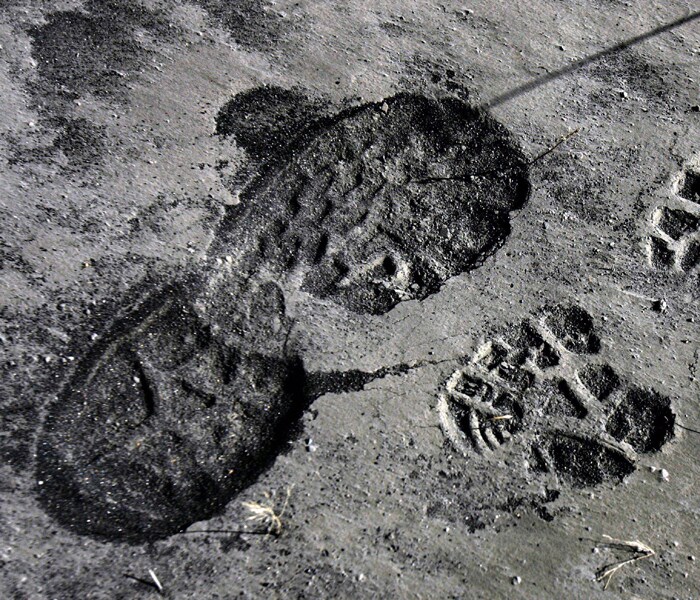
[480,10,700,110]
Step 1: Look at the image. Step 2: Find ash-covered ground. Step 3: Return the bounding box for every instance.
[1,1,699,598]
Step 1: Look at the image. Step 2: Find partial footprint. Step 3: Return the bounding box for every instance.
[35,278,418,543]
[212,91,531,315]
[648,167,700,273]
[439,304,675,491]
[678,168,700,205]
[36,283,307,542]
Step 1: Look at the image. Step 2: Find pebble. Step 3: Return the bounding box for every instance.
[652,299,668,314]
[660,469,670,482]
[512,576,522,585]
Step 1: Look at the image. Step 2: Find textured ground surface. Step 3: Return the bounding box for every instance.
[1,1,699,598]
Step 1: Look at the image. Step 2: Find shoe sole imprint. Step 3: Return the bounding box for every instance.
[35,284,306,543]
[35,283,424,543]
[438,304,675,489]
[648,166,700,272]
[210,92,530,315]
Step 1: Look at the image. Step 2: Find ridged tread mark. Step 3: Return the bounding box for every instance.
[439,304,675,492]
[647,166,700,273]
[211,92,530,315]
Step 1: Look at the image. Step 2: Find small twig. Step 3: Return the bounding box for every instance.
[676,423,700,436]
[529,128,581,166]
[489,414,513,422]
[242,486,294,537]
[465,414,514,432]
[177,528,268,536]
[277,486,292,520]
[148,569,164,595]
[124,572,164,595]
[406,125,583,186]
[595,535,655,589]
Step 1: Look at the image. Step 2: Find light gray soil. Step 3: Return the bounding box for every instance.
[1,1,699,598]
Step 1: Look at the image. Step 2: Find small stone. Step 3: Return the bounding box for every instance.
[689,555,696,562]
[380,102,389,114]
[305,438,318,452]
[660,468,670,482]
[512,576,522,585]
[651,299,667,314]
